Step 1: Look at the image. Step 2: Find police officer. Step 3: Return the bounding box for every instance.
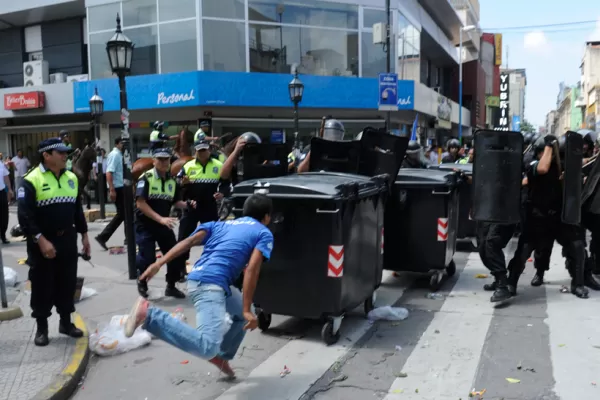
[177,138,241,264]
[401,141,429,168]
[194,120,212,142]
[17,138,90,346]
[297,119,345,173]
[135,148,190,298]
[508,135,589,298]
[59,130,74,171]
[457,148,474,164]
[149,121,169,152]
[442,139,461,163]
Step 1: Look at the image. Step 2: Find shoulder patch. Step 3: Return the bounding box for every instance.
[137,180,146,188]
[17,187,25,199]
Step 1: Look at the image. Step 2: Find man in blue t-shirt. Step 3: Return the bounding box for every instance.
[123,194,273,378]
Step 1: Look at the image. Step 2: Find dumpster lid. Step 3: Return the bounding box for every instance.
[241,143,289,180]
[232,172,383,199]
[308,137,361,174]
[358,127,409,182]
[395,168,458,187]
[437,163,472,175]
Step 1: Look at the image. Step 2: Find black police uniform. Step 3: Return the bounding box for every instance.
[508,138,589,298]
[17,138,86,346]
[135,161,186,299]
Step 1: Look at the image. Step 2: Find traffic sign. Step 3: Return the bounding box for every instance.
[378,73,399,111]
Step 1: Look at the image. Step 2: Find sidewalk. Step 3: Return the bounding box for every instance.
[0,287,89,400]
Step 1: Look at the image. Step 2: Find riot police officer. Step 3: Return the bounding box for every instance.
[297,119,346,173]
[135,148,189,298]
[442,139,461,163]
[401,141,429,168]
[508,135,589,298]
[457,148,474,164]
[149,121,169,152]
[60,130,74,171]
[17,138,90,346]
[177,138,241,264]
[194,120,212,142]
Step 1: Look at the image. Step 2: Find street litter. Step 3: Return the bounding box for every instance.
[475,274,488,279]
[109,246,126,255]
[425,293,444,300]
[280,365,291,377]
[395,372,408,378]
[558,344,566,347]
[171,308,187,322]
[77,286,97,302]
[395,345,402,351]
[3,267,18,287]
[17,258,27,265]
[560,286,569,293]
[89,315,152,356]
[367,306,409,321]
[180,360,189,365]
[329,374,347,384]
[470,388,486,397]
[506,378,521,383]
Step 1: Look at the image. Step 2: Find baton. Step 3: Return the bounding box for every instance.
[583,154,599,169]
[523,143,532,155]
[318,117,326,138]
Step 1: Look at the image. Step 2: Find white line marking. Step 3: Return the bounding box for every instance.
[216,271,413,400]
[383,252,494,400]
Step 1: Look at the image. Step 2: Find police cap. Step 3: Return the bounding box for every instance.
[152,148,171,158]
[38,137,71,154]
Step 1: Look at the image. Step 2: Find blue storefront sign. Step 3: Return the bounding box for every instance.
[73,71,415,113]
[378,73,398,111]
[512,115,521,131]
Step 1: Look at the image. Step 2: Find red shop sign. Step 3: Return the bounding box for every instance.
[4,91,46,110]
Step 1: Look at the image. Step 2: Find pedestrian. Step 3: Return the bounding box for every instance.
[0,159,13,244]
[124,193,274,378]
[176,138,240,270]
[11,149,31,191]
[17,137,91,346]
[135,148,190,299]
[428,146,439,164]
[95,138,125,250]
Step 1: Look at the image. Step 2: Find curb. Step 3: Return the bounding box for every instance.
[31,313,90,400]
[0,306,23,321]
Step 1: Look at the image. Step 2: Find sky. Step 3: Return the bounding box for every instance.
[479,0,600,128]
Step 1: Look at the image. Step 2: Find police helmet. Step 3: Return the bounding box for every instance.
[239,132,262,144]
[531,133,540,144]
[523,132,534,146]
[447,138,460,149]
[558,135,567,155]
[534,136,546,154]
[59,130,69,139]
[10,224,24,238]
[406,140,422,154]
[153,121,164,130]
[195,130,206,141]
[323,119,345,141]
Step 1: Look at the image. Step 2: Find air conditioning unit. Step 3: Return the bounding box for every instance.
[50,73,68,84]
[66,74,89,83]
[23,60,49,87]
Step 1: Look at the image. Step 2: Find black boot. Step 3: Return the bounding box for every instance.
[491,275,512,303]
[59,316,84,338]
[165,283,185,299]
[483,281,497,291]
[34,318,49,347]
[571,258,590,299]
[530,271,545,287]
[584,257,600,290]
[137,279,149,298]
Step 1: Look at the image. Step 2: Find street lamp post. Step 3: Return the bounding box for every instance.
[106,14,137,280]
[89,87,105,219]
[459,25,476,142]
[288,65,304,137]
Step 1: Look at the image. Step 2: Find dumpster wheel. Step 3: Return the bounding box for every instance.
[364,293,376,315]
[257,310,272,331]
[321,320,341,345]
[446,260,456,277]
[429,271,444,292]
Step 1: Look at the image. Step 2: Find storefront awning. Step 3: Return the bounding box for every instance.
[0,121,91,134]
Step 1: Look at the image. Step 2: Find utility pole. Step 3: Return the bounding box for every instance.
[385,0,391,130]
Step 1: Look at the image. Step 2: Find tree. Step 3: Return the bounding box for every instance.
[520,119,536,134]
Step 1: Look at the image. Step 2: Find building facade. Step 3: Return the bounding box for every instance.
[581,41,600,132]
[545,110,556,135]
[1,0,479,157]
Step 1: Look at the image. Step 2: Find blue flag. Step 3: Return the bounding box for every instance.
[410,114,419,141]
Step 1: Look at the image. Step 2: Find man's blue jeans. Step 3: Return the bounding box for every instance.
[142,281,245,360]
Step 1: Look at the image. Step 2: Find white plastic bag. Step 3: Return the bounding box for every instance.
[367,306,409,321]
[89,314,152,357]
[78,286,97,302]
[3,267,18,287]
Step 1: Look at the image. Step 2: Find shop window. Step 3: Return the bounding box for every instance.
[123,0,157,27]
[203,0,245,20]
[363,8,386,29]
[203,20,246,72]
[124,26,159,75]
[88,2,121,33]
[160,20,197,73]
[249,23,358,76]
[89,31,115,79]
[159,0,196,22]
[248,0,358,30]
[361,31,394,78]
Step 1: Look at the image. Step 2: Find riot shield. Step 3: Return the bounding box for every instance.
[309,137,361,173]
[241,143,288,180]
[358,127,409,183]
[562,131,583,225]
[582,156,600,214]
[472,129,523,223]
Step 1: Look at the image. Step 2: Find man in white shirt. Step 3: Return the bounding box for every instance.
[11,149,31,191]
[0,161,13,243]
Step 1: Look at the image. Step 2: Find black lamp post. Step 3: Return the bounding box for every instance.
[106,14,137,280]
[89,87,105,219]
[288,66,304,137]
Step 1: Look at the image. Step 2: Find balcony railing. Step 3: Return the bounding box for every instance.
[449,0,480,21]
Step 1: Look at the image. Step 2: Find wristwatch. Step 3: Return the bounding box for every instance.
[33,233,42,243]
